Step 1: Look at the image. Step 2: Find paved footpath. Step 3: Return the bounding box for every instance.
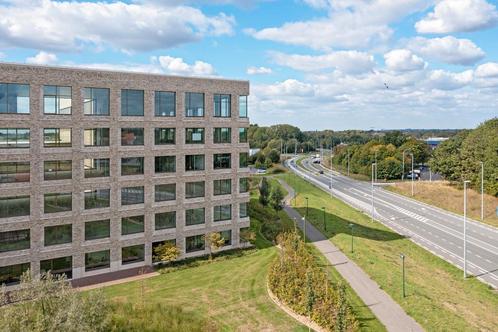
[278,179,424,332]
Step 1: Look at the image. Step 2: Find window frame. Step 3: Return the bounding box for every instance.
[214,94,231,117]
[154,128,175,145]
[121,186,145,205]
[43,128,72,148]
[185,154,205,172]
[155,183,176,202]
[213,179,232,196]
[185,92,204,117]
[155,91,176,117]
[185,181,205,199]
[121,89,144,116]
[83,87,110,116]
[185,128,205,144]
[0,83,30,114]
[44,224,72,246]
[0,128,30,149]
[43,85,72,115]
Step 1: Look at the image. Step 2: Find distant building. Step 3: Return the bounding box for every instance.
[424,137,449,150]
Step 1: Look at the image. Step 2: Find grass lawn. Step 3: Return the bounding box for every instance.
[387,181,498,228]
[279,172,498,332]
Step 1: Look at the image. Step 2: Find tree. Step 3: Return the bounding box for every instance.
[399,138,431,164]
[269,185,285,217]
[259,177,270,206]
[382,130,407,147]
[377,157,402,180]
[205,232,226,260]
[240,228,256,245]
[153,242,180,264]
[267,149,281,163]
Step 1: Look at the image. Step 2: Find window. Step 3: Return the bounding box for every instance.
[155,91,175,117]
[239,95,248,118]
[44,160,72,181]
[213,204,231,222]
[85,219,110,241]
[0,83,29,114]
[44,224,72,246]
[214,153,231,169]
[84,189,110,209]
[40,256,72,279]
[219,230,232,246]
[85,250,110,271]
[155,184,176,202]
[213,128,231,144]
[240,202,248,218]
[185,128,204,144]
[43,85,71,115]
[84,128,109,146]
[122,244,145,265]
[0,128,30,148]
[121,215,144,235]
[185,92,204,117]
[155,156,175,173]
[121,186,144,205]
[185,154,205,171]
[185,181,205,199]
[121,128,144,146]
[185,208,205,226]
[214,94,231,117]
[240,152,248,168]
[121,157,144,176]
[239,128,248,143]
[0,195,30,218]
[186,234,205,253]
[84,158,110,178]
[0,161,30,183]
[44,193,72,213]
[240,178,249,193]
[121,89,144,116]
[0,229,30,253]
[155,128,175,145]
[83,87,109,116]
[0,263,30,286]
[155,211,176,230]
[43,128,71,147]
[152,240,176,263]
[214,179,231,195]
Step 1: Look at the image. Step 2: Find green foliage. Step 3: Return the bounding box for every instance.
[259,177,270,206]
[382,130,407,147]
[399,138,431,164]
[377,157,402,180]
[205,232,226,260]
[269,185,285,213]
[153,242,181,264]
[240,228,256,244]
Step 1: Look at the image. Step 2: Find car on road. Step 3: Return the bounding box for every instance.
[406,172,420,179]
[256,168,266,174]
[319,170,324,174]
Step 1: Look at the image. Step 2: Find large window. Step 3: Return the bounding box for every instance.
[0,83,29,114]
[122,244,145,265]
[155,211,176,230]
[44,224,72,246]
[0,229,30,253]
[214,94,231,117]
[85,250,110,271]
[40,256,72,279]
[121,157,144,176]
[185,208,205,226]
[214,179,232,195]
[239,95,248,118]
[121,186,144,205]
[43,85,71,115]
[121,89,144,116]
[0,128,30,148]
[185,181,205,199]
[185,154,205,171]
[213,128,231,144]
[121,215,144,235]
[214,204,231,222]
[84,128,109,146]
[83,87,109,116]
[121,128,144,146]
[155,128,175,145]
[44,193,72,213]
[0,195,30,218]
[155,184,176,202]
[0,161,30,183]
[239,128,248,143]
[43,128,72,147]
[240,202,248,218]
[186,234,205,253]
[185,92,204,117]
[85,219,110,241]
[155,156,175,173]
[185,128,204,144]
[239,152,249,168]
[44,160,72,181]
[240,178,249,193]
[84,158,110,178]
[0,263,30,286]
[155,91,175,117]
[84,189,110,209]
[213,153,231,169]
[220,230,232,246]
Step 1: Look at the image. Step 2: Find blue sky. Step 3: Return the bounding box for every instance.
[1,0,497,130]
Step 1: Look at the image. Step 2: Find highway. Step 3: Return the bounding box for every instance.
[286,156,498,289]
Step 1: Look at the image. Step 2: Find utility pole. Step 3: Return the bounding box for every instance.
[374,150,378,182]
[371,163,376,222]
[481,161,484,221]
[463,180,470,278]
[400,254,406,297]
[410,153,414,196]
[402,150,405,181]
[322,207,326,231]
[347,149,350,177]
[349,223,354,253]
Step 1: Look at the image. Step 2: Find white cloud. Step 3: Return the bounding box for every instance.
[384,49,426,72]
[246,66,273,75]
[415,0,498,33]
[0,0,235,53]
[155,56,215,76]
[26,51,58,65]
[263,79,315,97]
[475,62,498,78]
[427,69,474,90]
[407,36,485,65]
[270,50,375,74]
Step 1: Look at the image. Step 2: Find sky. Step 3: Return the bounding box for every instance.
[1,0,498,130]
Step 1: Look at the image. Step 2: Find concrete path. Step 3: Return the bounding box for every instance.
[278,179,424,332]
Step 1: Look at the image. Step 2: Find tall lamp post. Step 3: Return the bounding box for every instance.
[322,207,327,231]
[371,163,376,222]
[402,151,405,181]
[400,253,406,297]
[302,216,307,244]
[349,223,354,253]
[463,180,470,278]
[410,153,414,197]
[347,149,350,177]
[305,196,309,219]
[480,161,484,221]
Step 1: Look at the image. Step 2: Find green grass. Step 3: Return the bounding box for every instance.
[279,173,498,332]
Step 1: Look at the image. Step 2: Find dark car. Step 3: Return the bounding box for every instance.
[319,170,324,174]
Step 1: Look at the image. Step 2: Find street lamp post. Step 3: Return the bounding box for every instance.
[481,161,484,221]
[410,153,414,197]
[402,151,405,181]
[374,151,378,182]
[347,149,350,177]
[302,216,307,243]
[400,254,406,297]
[305,196,309,219]
[371,163,376,222]
[322,207,326,231]
[349,223,354,253]
[463,180,470,278]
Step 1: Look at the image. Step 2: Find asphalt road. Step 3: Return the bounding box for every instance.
[286,156,498,289]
